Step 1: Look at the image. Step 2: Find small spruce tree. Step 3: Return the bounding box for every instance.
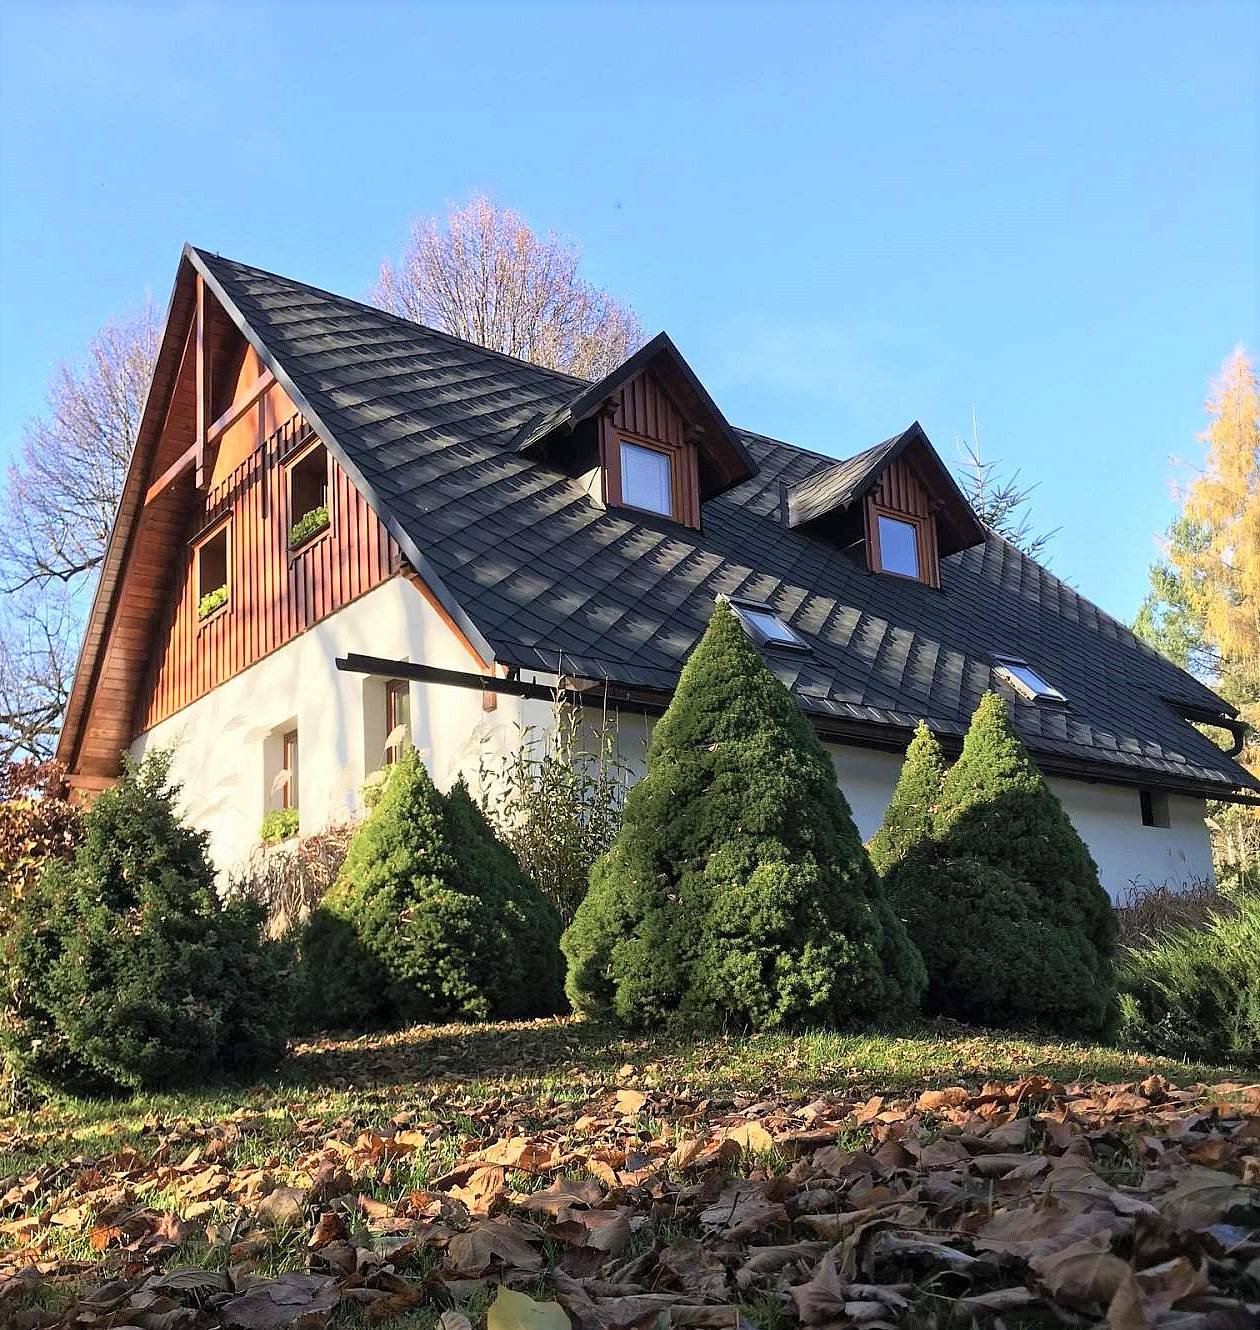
[1,751,290,1096]
[297,752,564,1030]
[883,693,1117,1035]
[868,722,945,874]
[562,601,924,1030]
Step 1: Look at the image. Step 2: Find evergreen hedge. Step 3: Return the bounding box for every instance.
[1,752,290,1096]
[562,600,924,1030]
[297,753,565,1029]
[879,694,1117,1036]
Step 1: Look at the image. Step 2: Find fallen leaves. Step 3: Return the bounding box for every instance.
[1,1062,1258,1330]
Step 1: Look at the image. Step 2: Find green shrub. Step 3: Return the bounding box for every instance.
[881,693,1117,1037]
[1118,889,1259,1066]
[562,600,924,1031]
[260,807,299,845]
[867,721,944,875]
[288,504,330,548]
[296,753,565,1030]
[197,584,228,619]
[1,751,291,1097]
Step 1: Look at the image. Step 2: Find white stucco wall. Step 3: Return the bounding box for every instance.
[131,577,545,878]
[133,585,1215,901]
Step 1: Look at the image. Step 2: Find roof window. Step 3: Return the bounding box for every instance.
[725,598,809,651]
[993,655,1066,703]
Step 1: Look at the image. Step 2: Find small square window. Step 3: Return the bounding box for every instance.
[876,514,921,579]
[288,444,330,547]
[384,679,411,765]
[620,440,673,516]
[727,598,809,651]
[1140,788,1170,828]
[196,525,229,619]
[993,657,1067,704]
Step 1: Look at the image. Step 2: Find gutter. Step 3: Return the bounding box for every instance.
[335,654,1260,806]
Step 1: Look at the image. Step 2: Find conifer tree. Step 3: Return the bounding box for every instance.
[562,601,924,1030]
[883,693,1116,1035]
[2,751,290,1095]
[298,752,564,1029]
[868,721,945,874]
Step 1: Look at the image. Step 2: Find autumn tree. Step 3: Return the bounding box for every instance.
[1135,347,1260,878]
[374,195,644,380]
[0,306,159,760]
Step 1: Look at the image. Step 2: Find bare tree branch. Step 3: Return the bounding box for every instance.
[956,409,1059,562]
[374,195,644,380]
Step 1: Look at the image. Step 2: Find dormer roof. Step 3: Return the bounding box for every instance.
[786,421,987,555]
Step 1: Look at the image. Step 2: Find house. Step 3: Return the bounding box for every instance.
[56,246,1258,899]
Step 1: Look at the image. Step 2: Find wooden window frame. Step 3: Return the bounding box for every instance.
[285,438,334,558]
[384,678,409,765]
[867,504,930,582]
[600,418,701,528]
[281,728,299,810]
[194,518,232,629]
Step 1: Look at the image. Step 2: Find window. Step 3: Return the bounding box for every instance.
[281,728,299,809]
[288,443,330,547]
[875,514,921,579]
[727,598,809,651]
[1140,788,1170,828]
[196,525,229,620]
[619,440,673,516]
[993,656,1067,704]
[384,679,411,765]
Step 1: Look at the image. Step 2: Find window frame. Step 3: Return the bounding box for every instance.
[992,655,1068,705]
[285,439,333,555]
[600,419,701,527]
[618,437,676,518]
[194,519,232,627]
[725,597,811,652]
[384,678,410,766]
[868,504,928,582]
[1139,788,1170,829]
[281,728,299,810]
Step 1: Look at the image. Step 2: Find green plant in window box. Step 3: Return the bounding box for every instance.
[261,807,299,845]
[197,584,228,620]
[288,504,330,549]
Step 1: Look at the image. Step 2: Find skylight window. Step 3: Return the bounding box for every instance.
[725,598,809,651]
[993,656,1067,703]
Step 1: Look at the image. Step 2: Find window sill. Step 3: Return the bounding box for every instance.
[197,600,230,629]
[288,523,332,558]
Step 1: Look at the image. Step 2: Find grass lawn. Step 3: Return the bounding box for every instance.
[2,1016,1255,1328]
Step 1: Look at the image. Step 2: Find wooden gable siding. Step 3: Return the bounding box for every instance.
[136,412,400,733]
[601,369,703,527]
[864,456,941,586]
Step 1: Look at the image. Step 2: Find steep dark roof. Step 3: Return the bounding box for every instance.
[191,248,1255,797]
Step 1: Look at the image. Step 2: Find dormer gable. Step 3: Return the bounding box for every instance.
[517,332,757,528]
[786,422,986,587]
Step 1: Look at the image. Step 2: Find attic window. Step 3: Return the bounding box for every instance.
[195,524,229,621]
[875,514,921,579]
[727,598,809,652]
[994,656,1067,704]
[619,440,674,517]
[288,443,330,548]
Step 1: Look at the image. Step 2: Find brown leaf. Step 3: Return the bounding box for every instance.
[448,1165,508,1215]
[446,1216,543,1277]
[723,1123,775,1156]
[255,1186,306,1229]
[220,1272,341,1329]
[614,1090,647,1117]
[520,1176,604,1220]
[1157,1166,1253,1229]
[1030,1234,1130,1308]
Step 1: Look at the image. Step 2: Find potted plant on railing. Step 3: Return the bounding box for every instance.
[260,807,299,845]
[288,504,330,549]
[197,584,228,620]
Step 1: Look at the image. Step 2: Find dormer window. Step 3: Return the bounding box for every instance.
[994,656,1067,703]
[874,513,922,579]
[726,598,810,651]
[619,439,674,517]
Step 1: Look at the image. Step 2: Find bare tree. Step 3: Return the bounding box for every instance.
[374,195,644,380]
[956,409,1059,561]
[0,305,159,759]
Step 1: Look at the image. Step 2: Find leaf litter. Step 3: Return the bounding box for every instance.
[1,1068,1257,1328]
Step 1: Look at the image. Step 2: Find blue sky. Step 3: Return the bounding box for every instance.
[1,0,1256,622]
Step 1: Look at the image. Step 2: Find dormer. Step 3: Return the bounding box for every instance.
[786,422,985,586]
[517,333,757,528]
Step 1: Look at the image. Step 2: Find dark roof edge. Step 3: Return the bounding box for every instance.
[186,245,498,669]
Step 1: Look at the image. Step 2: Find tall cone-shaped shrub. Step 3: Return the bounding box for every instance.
[884,693,1117,1035]
[868,721,945,874]
[562,601,924,1029]
[1,751,290,1096]
[297,752,564,1029]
